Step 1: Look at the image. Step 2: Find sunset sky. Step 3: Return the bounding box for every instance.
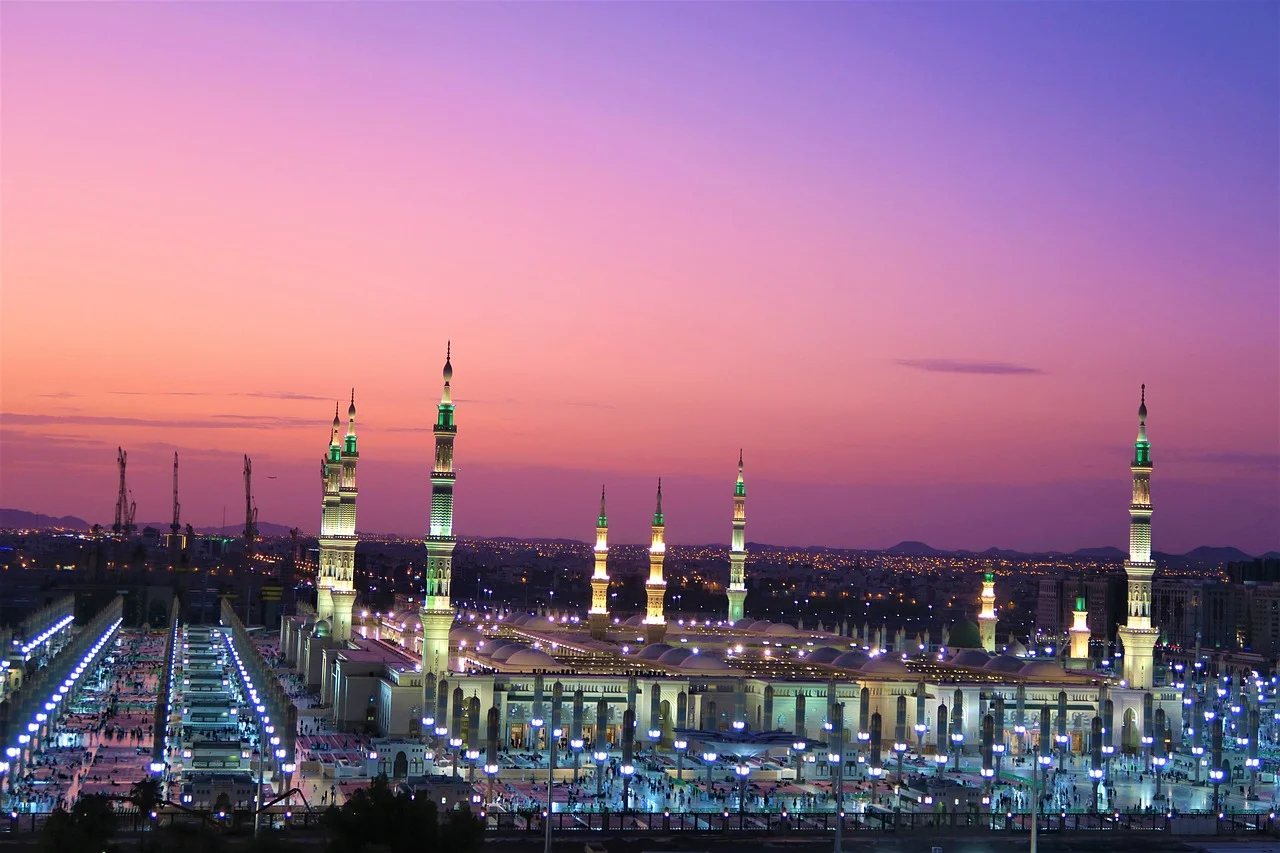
[2,2,1277,554]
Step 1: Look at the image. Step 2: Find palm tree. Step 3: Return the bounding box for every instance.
[130,777,163,850]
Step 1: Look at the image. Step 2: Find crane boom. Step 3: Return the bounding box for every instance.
[113,448,128,536]
[171,452,181,535]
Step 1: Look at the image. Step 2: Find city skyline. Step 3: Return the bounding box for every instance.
[2,3,1277,553]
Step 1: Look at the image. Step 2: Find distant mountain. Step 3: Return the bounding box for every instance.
[1072,546,1127,559]
[1263,551,1280,560]
[1182,545,1255,563]
[197,521,297,538]
[884,541,947,556]
[0,509,90,530]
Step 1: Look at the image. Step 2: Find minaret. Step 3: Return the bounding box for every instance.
[644,479,667,644]
[978,570,997,652]
[420,345,458,678]
[1118,385,1159,689]
[726,451,747,625]
[588,487,610,641]
[315,403,342,625]
[1068,576,1091,666]
[330,390,359,643]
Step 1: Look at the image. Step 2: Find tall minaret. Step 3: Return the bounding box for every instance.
[726,452,747,625]
[644,479,667,645]
[978,570,997,652]
[588,487,610,641]
[420,344,457,678]
[315,403,342,625]
[1068,576,1091,666]
[1118,385,1159,689]
[330,390,359,643]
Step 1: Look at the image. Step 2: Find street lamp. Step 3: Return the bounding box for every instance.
[674,739,687,782]
[593,749,608,800]
[734,764,751,814]
[792,740,806,783]
[702,751,718,786]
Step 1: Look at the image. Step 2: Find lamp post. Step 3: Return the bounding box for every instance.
[735,763,751,815]
[594,699,608,802]
[830,702,844,853]
[702,751,717,787]
[1030,703,1053,853]
[544,724,561,853]
[253,704,267,838]
[792,740,805,783]
[674,739,687,782]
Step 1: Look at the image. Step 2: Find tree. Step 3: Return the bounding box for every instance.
[40,795,118,853]
[321,774,438,853]
[438,806,485,853]
[130,776,163,817]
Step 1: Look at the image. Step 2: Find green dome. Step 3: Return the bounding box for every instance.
[948,617,983,650]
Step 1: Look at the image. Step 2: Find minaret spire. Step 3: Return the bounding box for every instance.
[644,477,667,644]
[1068,575,1091,667]
[421,343,459,679]
[978,568,997,652]
[1118,384,1158,688]
[328,387,361,643]
[589,485,611,640]
[727,452,748,624]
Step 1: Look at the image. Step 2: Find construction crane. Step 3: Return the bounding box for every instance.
[170,452,181,536]
[113,448,129,536]
[243,454,258,558]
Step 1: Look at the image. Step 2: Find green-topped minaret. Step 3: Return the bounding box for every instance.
[727,451,748,625]
[420,343,458,679]
[1118,384,1159,689]
[330,389,360,643]
[644,479,667,644]
[589,486,611,640]
[978,568,997,652]
[1068,575,1091,665]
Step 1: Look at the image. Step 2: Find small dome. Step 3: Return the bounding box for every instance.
[948,617,984,650]
[657,647,694,665]
[950,649,993,668]
[681,655,733,672]
[805,647,843,665]
[765,623,797,637]
[859,657,911,676]
[623,614,646,628]
[831,651,871,670]
[1020,660,1067,679]
[746,620,773,632]
[505,648,558,669]
[1008,639,1030,658]
[637,643,674,661]
[984,655,1025,674]
[489,643,527,663]
[450,627,483,647]
[312,619,332,639]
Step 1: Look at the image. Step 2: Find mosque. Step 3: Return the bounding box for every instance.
[280,350,1182,775]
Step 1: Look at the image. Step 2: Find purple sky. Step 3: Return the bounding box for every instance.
[1,2,1277,553]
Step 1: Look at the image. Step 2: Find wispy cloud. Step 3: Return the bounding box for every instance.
[108,390,332,402]
[1,412,318,430]
[896,359,1044,376]
[1188,451,1280,468]
[454,397,614,410]
[36,391,83,399]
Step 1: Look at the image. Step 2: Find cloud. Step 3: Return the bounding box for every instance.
[1,412,318,430]
[36,391,82,399]
[108,390,332,402]
[1188,451,1280,468]
[896,359,1044,376]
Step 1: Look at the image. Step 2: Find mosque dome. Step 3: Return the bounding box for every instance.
[623,614,646,628]
[859,657,911,677]
[1008,638,1030,658]
[489,643,526,663]
[950,649,993,669]
[680,655,733,673]
[948,617,983,650]
[1019,660,1067,679]
[657,648,694,666]
[637,643,675,661]
[805,647,843,665]
[983,655,1025,675]
[765,623,797,637]
[831,651,871,670]
[449,627,483,648]
[505,648,558,669]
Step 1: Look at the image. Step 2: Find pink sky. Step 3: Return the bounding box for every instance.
[2,3,1276,553]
